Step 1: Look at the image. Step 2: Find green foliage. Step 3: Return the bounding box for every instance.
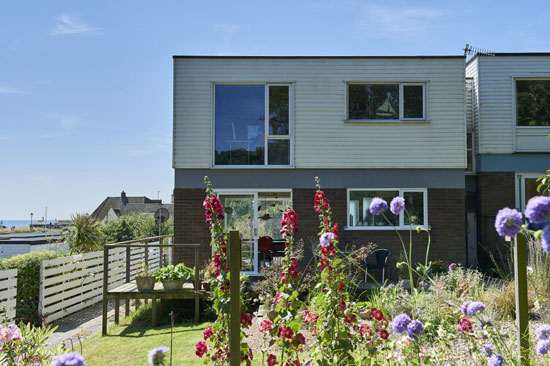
[536,169,550,195]
[152,263,194,283]
[63,214,105,253]
[103,213,173,243]
[0,323,63,366]
[0,251,58,324]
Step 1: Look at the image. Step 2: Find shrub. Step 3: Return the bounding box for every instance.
[0,251,58,324]
[62,214,104,253]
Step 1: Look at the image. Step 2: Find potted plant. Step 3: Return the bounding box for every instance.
[136,262,155,291]
[201,262,215,291]
[152,263,194,291]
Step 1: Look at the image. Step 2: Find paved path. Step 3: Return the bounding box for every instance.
[46,299,129,349]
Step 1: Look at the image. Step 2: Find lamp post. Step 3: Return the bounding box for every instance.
[30,212,34,229]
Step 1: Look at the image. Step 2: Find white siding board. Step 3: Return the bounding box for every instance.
[174,58,466,169]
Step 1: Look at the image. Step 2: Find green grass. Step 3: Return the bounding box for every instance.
[80,304,261,366]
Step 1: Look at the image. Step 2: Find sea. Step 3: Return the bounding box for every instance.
[0,220,33,228]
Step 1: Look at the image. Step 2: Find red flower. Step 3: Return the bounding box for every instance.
[338,282,344,292]
[296,332,306,345]
[314,191,330,213]
[379,329,389,340]
[360,324,373,337]
[195,341,208,358]
[267,354,277,366]
[240,312,253,327]
[288,267,298,278]
[203,326,213,340]
[259,319,273,333]
[339,300,346,311]
[279,326,294,340]
[459,318,473,332]
[371,308,384,321]
[344,314,356,324]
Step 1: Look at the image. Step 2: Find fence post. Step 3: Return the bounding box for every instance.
[38,261,44,319]
[514,234,529,365]
[125,245,130,317]
[229,231,241,366]
[102,245,109,336]
[194,245,200,323]
[144,239,149,270]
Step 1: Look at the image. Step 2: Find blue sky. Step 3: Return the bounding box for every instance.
[1,0,549,220]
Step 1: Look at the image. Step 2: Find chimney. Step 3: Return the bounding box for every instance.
[121,190,128,205]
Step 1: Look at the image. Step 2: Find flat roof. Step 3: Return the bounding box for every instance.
[173,55,465,60]
[466,52,550,66]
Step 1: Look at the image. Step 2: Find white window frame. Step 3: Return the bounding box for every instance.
[515,172,547,211]
[346,188,429,230]
[212,83,294,168]
[514,77,550,128]
[346,82,427,122]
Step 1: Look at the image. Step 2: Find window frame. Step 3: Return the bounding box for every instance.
[346,82,427,122]
[212,82,294,168]
[346,188,429,230]
[465,132,475,175]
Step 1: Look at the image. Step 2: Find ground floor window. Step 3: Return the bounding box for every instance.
[347,189,428,229]
[515,172,547,211]
[215,190,291,274]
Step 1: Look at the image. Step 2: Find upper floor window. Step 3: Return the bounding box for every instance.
[348,83,425,121]
[214,84,291,166]
[516,79,550,127]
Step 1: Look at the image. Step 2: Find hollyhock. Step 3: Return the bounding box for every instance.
[195,341,208,358]
[494,207,523,237]
[279,327,294,340]
[378,329,389,340]
[267,354,277,366]
[240,312,253,327]
[371,308,383,321]
[259,320,273,333]
[296,333,306,345]
[360,324,373,337]
[203,327,213,340]
[314,191,330,213]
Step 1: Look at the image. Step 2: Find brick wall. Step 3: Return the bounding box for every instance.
[476,172,515,267]
[173,187,466,276]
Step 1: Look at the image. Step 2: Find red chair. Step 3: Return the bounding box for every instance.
[258,236,273,267]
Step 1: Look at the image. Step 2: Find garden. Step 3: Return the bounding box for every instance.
[1,173,550,366]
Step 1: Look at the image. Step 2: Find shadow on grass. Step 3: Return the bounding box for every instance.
[107,301,209,338]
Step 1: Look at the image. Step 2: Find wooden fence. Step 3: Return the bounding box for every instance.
[39,237,167,322]
[0,269,18,323]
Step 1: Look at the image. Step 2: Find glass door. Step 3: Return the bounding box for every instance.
[218,193,258,273]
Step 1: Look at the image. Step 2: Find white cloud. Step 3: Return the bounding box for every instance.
[358,3,441,40]
[51,14,99,35]
[0,86,21,94]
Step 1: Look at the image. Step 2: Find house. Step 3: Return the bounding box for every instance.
[466,53,550,267]
[172,55,468,274]
[91,191,174,223]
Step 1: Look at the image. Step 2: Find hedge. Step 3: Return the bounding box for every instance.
[0,251,58,324]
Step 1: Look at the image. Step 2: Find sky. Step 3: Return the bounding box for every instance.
[1,0,549,220]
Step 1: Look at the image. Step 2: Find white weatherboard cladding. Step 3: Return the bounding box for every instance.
[466,59,480,153]
[174,58,466,169]
[473,56,550,153]
[465,78,473,131]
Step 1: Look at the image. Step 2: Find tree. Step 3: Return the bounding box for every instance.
[63,214,105,253]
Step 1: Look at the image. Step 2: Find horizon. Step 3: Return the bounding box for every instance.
[2,0,550,219]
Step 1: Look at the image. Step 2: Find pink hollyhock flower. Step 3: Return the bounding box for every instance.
[267,354,277,366]
[360,324,373,337]
[259,319,273,333]
[379,329,389,340]
[0,327,12,343]
[8,325,21,341]
[203,327,213,340]
[240,312,253,327]
[195,341,208,358]
[279,327,294,340]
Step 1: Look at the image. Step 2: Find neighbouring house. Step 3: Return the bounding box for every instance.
[0,231,66,259]
[172,55,468,275]
[91,190,174,223]
[466,53,550,268]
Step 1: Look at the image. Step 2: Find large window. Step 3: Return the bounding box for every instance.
[215,84,291,166]
[347,189,427,229]
[516,79,550,126]
[348,83,425,121]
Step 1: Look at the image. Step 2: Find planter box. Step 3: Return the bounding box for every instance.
[136,276,155,291]
[162,279,183,291]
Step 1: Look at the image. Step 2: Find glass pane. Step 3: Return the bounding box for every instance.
[525,178,540,204]
[215,85,265,165]
[404,192,425,226]
[257,192,292,241]
[403,85,424,119]
[516,80,550,126]
[268,139,290,165]
[466,150,473,172]
[348,84,399,120]
[348,190,398,227]
[269,86,289,135]
[220,194,255,272]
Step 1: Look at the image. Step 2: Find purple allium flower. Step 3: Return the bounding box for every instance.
[319,232,335,248]
[460,301,471,316]
[369,198,388,216]
[391,313,411,334]
[537,324,550,340]
[542,226,550,254]
[50,352,86,366]
[148,346,169,366]
[466,301,485,316]
[482,343,494,357]
[390,196,405,216]
[494,207,523,237]
[525,196,550,224]
[488,355,503,366]
[448,263,457,271]
[537,340,550,355]
[407,319,423,338]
